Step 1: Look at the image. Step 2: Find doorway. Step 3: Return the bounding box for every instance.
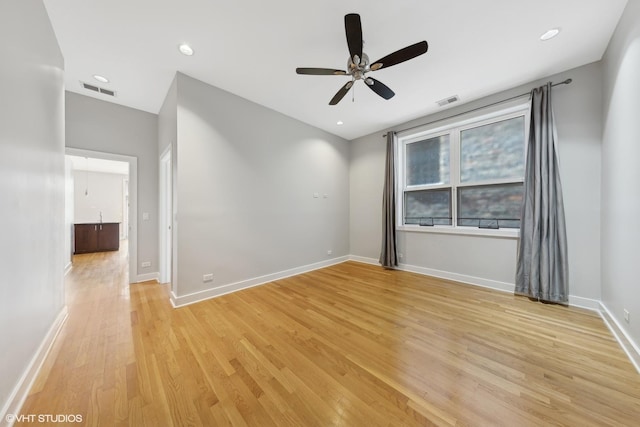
[65,147,138,282]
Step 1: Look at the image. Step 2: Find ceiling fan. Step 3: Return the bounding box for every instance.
[296,13,428,105]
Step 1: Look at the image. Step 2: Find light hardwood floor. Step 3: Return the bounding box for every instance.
[17,250,640,426]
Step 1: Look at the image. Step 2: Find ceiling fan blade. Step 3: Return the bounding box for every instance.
[370,41,428,71]
[344,13,363,61]
[296,68,347,76]
[329,81,354,105]
[366,78,395,100]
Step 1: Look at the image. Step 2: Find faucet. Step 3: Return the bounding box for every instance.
[99,211,103,223]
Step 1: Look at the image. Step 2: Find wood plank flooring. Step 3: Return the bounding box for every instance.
[17,250,640,426]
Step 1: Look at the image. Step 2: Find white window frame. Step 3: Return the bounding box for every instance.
[396,100,530,238]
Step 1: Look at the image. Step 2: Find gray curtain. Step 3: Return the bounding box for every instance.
[516,83,569,303]
[379,132,398,268]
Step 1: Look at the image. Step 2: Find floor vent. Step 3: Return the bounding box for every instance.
[81,82,116,97]
[436,95,459,107]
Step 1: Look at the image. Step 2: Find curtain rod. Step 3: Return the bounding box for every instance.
[383,78,572,138]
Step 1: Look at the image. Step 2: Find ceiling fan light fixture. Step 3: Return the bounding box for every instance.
[178,43,194,56]
[540,28,560,41]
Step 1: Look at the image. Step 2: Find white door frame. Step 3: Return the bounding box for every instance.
[66,147,138,283]
[159,146,172,286]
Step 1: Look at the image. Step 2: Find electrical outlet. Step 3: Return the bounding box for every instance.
[398,253,404,259]
[624,309,630,323]
[203,273,214,282]
[141,261,151,268]
[327,250,332,255]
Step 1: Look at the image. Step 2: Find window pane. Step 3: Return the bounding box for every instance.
[404,189,452,225]
[457,183,523,228]
[460,116,524,183]
[406,135,450,186]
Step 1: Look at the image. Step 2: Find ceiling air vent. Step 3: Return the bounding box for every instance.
[82,82,100,92]
[436,95,459,107]
[81,82,116,97]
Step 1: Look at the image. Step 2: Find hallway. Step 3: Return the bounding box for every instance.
[17,248,170,425]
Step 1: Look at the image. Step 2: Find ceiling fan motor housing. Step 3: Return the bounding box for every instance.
[348,53,370,81]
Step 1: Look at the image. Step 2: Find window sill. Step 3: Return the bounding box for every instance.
[397,225,520,239]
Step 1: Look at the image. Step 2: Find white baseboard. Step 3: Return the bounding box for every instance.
[135,272,159,283]
[349,256,514,293]
[171,256,349,308]
[169,290,179,308]
[348,255,380,266]
[568,296,601,311]
[0,306,68,427]
[64,262,72,276]
[598,302,640,374]
[347,256,601,310]
[398,262,515,294]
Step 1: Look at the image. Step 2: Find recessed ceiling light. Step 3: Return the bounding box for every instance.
[178,43,194,56]
[93,74,109,83]
[337,121,344,126]
[540,28,560,41]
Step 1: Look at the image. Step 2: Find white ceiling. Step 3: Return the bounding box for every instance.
[43,0,627,140]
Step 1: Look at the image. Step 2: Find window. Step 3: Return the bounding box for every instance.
[398,103,528,232]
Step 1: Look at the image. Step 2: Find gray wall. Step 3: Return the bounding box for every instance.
[601,0,640,347]
[65,92,159,280]
[158,75,177,155]
[0,0,65,415]
[350,62,603,303]
[171,73,350,299]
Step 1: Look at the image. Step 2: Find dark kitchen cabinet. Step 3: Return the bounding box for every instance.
[74,223,120,254]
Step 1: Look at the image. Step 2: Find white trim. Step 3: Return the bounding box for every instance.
[567,296,601,311]
[169,290,179,308]
[136,272,159,283]
[64,262,72,276]
[348,256,601,310]
[348,255,380,266]
[171,256,349,307]
[598,302,640,374]
[159,147,172,285]
[398,225,520,239]
[398,262,515,293]
[0,307,68,427]
[350,256,514,293]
